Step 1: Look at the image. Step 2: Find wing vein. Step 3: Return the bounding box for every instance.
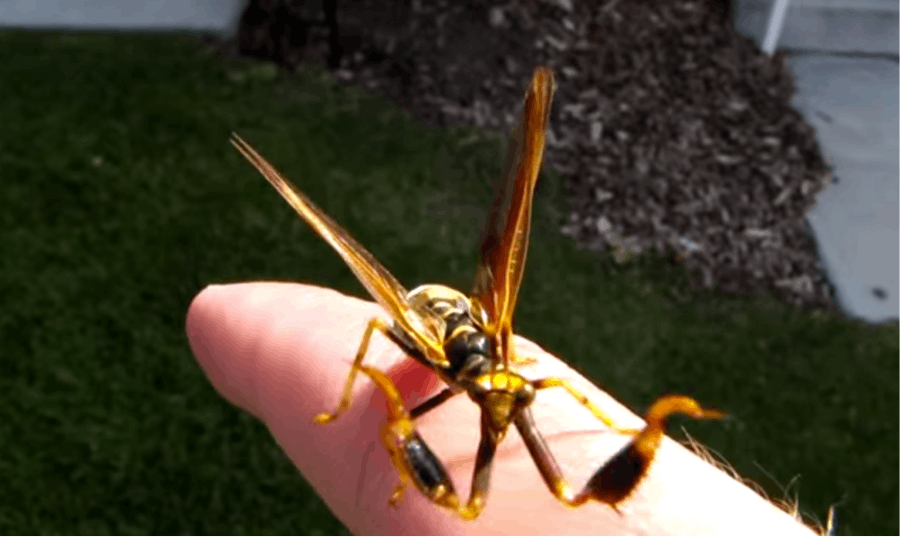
[231,134,445,358]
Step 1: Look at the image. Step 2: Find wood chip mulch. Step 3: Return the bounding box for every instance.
[220,0,837,311]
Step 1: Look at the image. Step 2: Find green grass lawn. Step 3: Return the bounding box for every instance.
[0,31,895,535]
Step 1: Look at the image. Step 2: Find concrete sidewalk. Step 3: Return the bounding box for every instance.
[2,0,897,323]
[0,0,243,34]
[736,0,899,324]
[791,54,898,324]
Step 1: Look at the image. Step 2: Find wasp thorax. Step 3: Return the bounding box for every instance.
[406,284,495,382]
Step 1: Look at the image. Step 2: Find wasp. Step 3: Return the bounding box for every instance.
[231,66,723,520]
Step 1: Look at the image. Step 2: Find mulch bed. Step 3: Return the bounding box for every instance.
[218,0,837,311]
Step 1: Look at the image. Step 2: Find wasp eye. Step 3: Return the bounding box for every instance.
[516,384,536,403]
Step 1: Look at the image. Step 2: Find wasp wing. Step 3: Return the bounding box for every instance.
[231,134,446,361]
[470,67,555,351]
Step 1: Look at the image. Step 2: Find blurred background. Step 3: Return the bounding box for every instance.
[0,0,896,534]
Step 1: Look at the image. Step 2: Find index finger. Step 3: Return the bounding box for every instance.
[185,282,815,535]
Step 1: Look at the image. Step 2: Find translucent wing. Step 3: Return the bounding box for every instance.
[231,134,446,361]
[470,67,555,352]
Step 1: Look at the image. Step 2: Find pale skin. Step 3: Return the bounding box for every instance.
[185,282,816,536]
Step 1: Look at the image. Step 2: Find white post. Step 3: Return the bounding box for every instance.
[761,0,792,54]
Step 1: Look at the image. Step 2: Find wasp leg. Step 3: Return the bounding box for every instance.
[531,377,640,436]
[516,395,723,510]
[314,317,395,424]
[407,388,500,519]
[354,365,495,520]
[510,355,538,366]
[455,413,501,520]
[353,364,449,510]
[388,477,409,508]
[514,407,592,507]
[823,506,837,536]
[409,387,459,420]
[579,395,724,508]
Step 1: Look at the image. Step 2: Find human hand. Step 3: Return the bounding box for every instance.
[186,282,815,535]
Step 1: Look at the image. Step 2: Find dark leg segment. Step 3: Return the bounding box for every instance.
[410,388,458,420]
[345,364,499,520]
[515,394,724,510]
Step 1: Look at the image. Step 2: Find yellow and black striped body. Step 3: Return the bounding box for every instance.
[396,284,493,386]
[232,66,725,521]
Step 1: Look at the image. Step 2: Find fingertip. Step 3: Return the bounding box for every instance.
[186,282,344,416]
[185,281,407,424]
[186,283,265,416]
